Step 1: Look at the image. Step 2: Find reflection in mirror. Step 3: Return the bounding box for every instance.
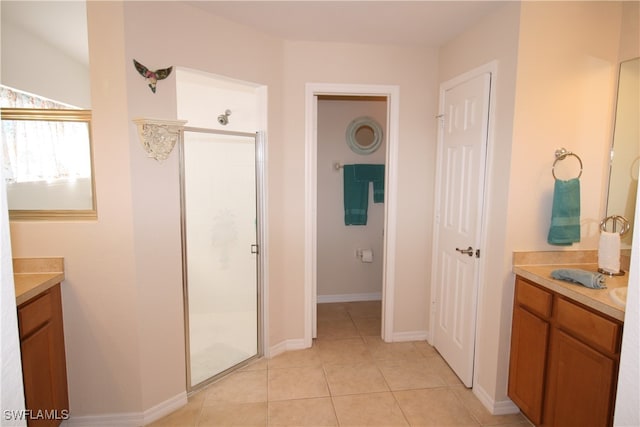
[1,1,93,220]
[606,57,639,248]
[1,1,90,109]
[1,106,96,220]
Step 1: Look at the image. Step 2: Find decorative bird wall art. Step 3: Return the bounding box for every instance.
[133,59,173,93]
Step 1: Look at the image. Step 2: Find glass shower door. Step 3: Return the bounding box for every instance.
[182,129,259,388]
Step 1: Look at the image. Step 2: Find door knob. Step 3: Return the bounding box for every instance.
[455,246,474,257]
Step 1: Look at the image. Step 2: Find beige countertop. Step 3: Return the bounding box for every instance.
[513,263,627,322]
[13,257,65,306]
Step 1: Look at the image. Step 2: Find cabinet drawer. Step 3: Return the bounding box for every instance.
[516,278,552,319]
[18,289,53,339]
[555,297,621,355]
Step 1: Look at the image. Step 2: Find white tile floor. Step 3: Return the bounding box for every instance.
[149,301,531,426]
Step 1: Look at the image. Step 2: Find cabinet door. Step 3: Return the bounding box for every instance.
[544,329,616,427]
[21,324,59,427]
[19,285,68,427]
[508,304,550,425]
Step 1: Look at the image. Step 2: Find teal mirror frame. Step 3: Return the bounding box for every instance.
[346,116,383,155]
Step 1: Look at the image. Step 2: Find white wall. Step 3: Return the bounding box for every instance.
[615,184,640,426]
[317,98,386,300]
[176,68,263,131]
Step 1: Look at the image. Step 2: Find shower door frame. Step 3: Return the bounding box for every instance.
[179,126,266,392]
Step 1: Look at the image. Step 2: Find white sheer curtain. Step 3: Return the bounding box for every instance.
[1,86,90,184]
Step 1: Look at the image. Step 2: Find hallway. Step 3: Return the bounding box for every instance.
[149,301,531,426]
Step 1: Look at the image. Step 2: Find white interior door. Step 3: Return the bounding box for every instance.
[182,130,259,388]
[431,72,491,387]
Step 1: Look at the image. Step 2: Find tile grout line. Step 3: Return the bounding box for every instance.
[320,360,342,426]
[371,337,413,427]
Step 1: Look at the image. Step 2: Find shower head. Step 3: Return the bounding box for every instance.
[217,109,232,126]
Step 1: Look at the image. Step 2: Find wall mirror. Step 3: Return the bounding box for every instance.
[346,116,383,155]
[1,1,93,220]
[1,108,97,220]
[606,57,639,247]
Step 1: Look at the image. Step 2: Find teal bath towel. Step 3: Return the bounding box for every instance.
[354,164,385,203]
[547,178,581,245]
[343,165,369,225]
[343,164,385,225]
[551,268,606,289]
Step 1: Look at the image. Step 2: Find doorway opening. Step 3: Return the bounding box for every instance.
[304,83,400,346]
[316,95,387,338]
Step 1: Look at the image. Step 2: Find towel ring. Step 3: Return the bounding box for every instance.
[552,148,583,180]
[600,215,630,236]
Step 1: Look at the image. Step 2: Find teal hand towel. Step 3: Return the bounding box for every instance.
[551,268,606,289]
[547,178,581,245]
[353,164,385,203]
[343,165,369,225]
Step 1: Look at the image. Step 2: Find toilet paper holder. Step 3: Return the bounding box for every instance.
[356,249,373,263]
[600,215,630,236]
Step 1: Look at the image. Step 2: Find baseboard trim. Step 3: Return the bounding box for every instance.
[269,338,307,358]
[391,330,429,342]
[63,392,187,427]
[64,412,142,427]
[317,293,382,303]
[472,383,520,415]
[142,392,188,425]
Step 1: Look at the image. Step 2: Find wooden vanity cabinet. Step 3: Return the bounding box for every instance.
[18,284,69,427]
[508,276,622,427]
[508,277,552,425]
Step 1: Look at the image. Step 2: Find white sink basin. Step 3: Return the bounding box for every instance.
[609,287,627,308]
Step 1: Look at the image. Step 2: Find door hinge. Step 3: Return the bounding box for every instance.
[475,249,480,258]
[251,244,259,254]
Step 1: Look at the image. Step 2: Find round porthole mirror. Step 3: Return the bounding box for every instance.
[346,116,383,155]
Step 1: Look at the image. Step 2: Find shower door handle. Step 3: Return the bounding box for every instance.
[250,244,259,254]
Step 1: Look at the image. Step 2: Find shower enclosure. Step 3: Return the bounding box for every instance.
[181,127,263,389]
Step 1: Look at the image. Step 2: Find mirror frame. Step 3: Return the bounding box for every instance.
[1,108,97,220]
[346,116,383,155]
